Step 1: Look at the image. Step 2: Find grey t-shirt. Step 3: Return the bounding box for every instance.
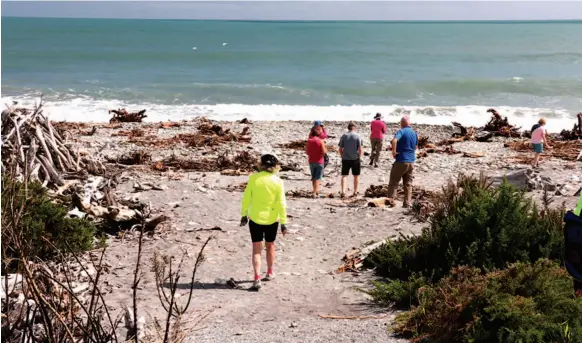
[338,131,363,161]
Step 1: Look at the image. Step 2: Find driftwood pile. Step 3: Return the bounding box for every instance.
[1,99,105,186]
[364,184,437,200]
[560,112,582,140]
[129,119,251,148]
[279,140,339,152]
[505,139,582,161]
[1,99,163,231]
[483,108,521,137]
[108,108,147,123]
[436,108,520,146]
[152,151,259,173]
[337,241,385,273]
[112,150,152,166]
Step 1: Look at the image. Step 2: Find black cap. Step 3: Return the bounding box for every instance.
[261,154,279,168]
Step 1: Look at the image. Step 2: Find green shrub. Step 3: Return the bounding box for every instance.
[395,260,582,343]
[1,177,95,265]
[365,174,564,307]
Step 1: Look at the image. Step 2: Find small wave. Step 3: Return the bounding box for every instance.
[1,95,575,133]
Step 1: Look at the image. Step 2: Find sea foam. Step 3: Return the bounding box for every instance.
[1,95,575,133]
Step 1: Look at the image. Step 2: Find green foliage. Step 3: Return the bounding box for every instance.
[395,260,582,343]
[1,177,95,264]
[365,174,564,307]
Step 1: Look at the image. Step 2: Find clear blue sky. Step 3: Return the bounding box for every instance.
[2,1,582,21]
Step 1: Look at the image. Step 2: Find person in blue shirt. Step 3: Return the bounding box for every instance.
[387,116,418,207]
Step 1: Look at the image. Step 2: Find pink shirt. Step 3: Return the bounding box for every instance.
[531,126,546,144]
[370,119,387,139]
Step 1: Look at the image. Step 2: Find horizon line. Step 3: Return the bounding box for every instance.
[3,16,582,23]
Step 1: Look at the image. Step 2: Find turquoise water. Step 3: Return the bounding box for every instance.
[2,17,582,129]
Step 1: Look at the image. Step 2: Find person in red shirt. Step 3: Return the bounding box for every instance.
[306,127,328,197]
[369,113,387,167]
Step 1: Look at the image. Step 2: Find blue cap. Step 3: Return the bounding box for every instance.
[313,120,323,126]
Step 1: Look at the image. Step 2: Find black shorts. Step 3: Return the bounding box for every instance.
[249,220,278,243]
[341,159,361,176]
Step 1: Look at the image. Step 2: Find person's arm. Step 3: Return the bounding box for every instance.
[391,138,398,158]
[358,138,363,158]
[392,130,403,158]
[321,140,328,155]
[320,127,328,139]
[382,123,386,134]
[338,136,344,158]
[241,178,252,217]
[276,179,288,229]
[543,130,551,148]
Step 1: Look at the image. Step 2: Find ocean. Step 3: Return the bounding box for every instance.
[2,17,582,131]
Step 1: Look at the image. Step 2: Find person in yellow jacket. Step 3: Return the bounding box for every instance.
[240,154,288,290]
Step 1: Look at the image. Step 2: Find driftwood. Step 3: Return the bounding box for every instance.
[367,197,395,208]
[153,151,259,173]
[505,139,582,161]
[278,140,338,152]
[129,120,251,148]
[337,241,385,273]
[483,108,521,137]
[318,314,388,320]
[1,97,105,186]
[108,108,147,123]
[560,113,582,140]
[2,98,160,232]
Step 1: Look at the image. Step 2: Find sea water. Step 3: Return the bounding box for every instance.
[2,18,582,131]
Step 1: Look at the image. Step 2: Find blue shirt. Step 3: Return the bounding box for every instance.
[394,126,418,163]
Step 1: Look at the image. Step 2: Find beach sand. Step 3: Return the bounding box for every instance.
[67,119,580,342]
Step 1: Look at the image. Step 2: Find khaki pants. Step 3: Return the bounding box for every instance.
[387,162,414,206]
[370,138,383,164]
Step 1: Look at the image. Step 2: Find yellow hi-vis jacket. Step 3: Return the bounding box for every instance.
[575,192,582,216]
[241,171,287,225]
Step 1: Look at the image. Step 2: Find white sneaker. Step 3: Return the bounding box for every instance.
[251,279,262,290]
[263,273,276,281]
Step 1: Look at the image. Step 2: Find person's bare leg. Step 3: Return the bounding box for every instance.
[353,175,360,196]
[402,164,414,207]
[252,242,262,280]
[265,242,275,275]
[312,180,317,195]
[341,176,347,196]
[314,179,321,195]
[533,153,540,167]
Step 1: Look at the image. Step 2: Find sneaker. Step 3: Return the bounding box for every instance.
[263,273,276,281]
[369,160,373,166]
[374,163,378,168]
[251,279,262,290]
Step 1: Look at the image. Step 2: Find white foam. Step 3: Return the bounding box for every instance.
[1,95,574,133]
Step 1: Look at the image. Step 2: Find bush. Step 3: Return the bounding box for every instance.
[1,177,95,265]
[395,260,582,343]
[365,174,564,307]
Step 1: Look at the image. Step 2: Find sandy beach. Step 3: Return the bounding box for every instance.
[50,117,580,342]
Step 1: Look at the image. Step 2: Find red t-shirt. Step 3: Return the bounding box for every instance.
[306,137,325,164]
[370,119,386,139]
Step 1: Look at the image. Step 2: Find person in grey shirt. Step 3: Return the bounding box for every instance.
[338,121,363,198]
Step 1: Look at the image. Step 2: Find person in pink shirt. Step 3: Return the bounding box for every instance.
[369,113,387,167]
[309,120,328,139]
[530,118,551,168]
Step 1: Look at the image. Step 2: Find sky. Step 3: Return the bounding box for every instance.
[2,1,582,21]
